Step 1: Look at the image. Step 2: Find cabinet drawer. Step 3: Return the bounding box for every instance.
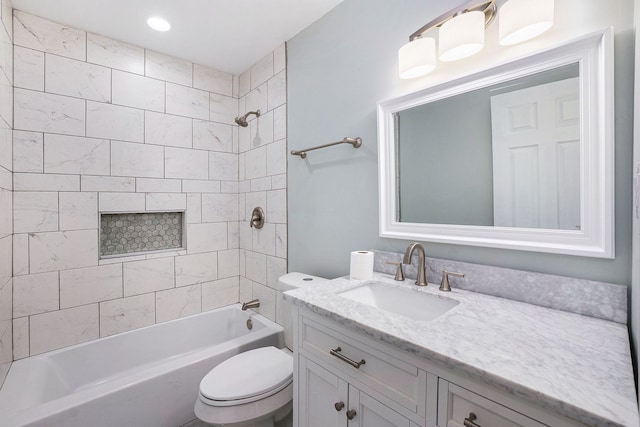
[438,380,548,427]
[300,316,427,416]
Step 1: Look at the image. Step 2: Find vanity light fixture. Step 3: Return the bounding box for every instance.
[398,0,554,79]
[147,16,171,32]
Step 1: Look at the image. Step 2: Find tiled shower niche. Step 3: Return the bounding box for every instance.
[100,212,184,257]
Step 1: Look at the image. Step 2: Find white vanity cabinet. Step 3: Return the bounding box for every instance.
[298,356,421,427]
[294,310,586,427]
[295,312,433,427]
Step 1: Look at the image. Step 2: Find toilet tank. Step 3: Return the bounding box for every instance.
[279,272,327,350]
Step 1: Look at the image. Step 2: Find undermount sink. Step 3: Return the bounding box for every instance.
[338,281,459,321]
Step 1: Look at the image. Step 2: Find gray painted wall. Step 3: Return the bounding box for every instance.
[287,0,634,288]
[398,93,494,226]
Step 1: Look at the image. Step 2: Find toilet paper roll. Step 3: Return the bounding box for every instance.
[350,251,374,280]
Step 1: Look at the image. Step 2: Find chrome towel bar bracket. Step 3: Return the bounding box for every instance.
[291,137,362,159]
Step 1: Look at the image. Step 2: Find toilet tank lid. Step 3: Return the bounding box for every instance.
[278,272,328,291]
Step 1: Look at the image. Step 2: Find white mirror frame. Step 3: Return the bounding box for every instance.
[377,28,614,258]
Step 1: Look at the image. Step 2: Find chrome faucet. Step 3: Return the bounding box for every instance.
[241,299,260,311]
[403,243,427,286]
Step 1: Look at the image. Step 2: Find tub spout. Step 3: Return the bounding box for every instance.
[242,299,260,311]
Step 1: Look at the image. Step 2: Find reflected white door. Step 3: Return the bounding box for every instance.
[491,77,580,230]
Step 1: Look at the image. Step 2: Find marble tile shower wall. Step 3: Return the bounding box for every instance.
[236,49,288,323]
[0,0,12,387]
[9,10,268,358]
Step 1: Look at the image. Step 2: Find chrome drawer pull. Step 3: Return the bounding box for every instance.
[329,347,366,369]
[464,412,481,427]
[346,409,357,420]
[334,401,345,411]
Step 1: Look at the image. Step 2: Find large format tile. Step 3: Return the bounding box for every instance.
[13,234,29,276]
[202,193,238,222]
[0,119,10,173]
[123,257,175,296]
[14,88,85,136]
[145,111,192,148]
[209,93,237,125]
[156,284,201,323]
[60,264,122,308]
[218,249,240,279]
[202,277,239,311]
[112,70,164,112]
[187,223,228,254]
[244,146,267,180]
[175,252,218,287]
[13,317,29,360]
[30,304,99,355]
[245,251,267,285]
[267,140,287,176]
[14,46,44,91]
[87,102,144,143]
[194,64,232,96]
[14,11,86,60]
[45,55,111,102]
[166,83,209,120]
[13,271,59,317]
[13,130,43,173]
[81,176,135,192]
[87,33,144,74]
[209,152,238,181]
[186,193,202,224]
[59,192,98,231]
[14,173,79,192]
[145,50,192,86]
[111,141,164,178]
[100,293,155,337]
[44,134,110,175]
[145,193,186,210]
[250,52,273,90]
[267,71,286,111]
[29,230,98,273]
[99,192,145,212]
[251,282,276,320]
[267,189,287,224]
[252,223,276,256]
[165,147,208,179]
[136,178,181,193]
[0,188,9,238]
[193,120,233,152]
[13,191,58,233]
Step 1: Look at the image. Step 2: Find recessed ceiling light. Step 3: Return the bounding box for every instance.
[147,16,171,32]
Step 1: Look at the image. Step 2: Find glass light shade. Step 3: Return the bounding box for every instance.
[499,0,554,46]
[439,11,485,62]
[398,37,436,79]
[147,16,171,32]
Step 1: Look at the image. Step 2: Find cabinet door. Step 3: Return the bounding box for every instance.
[299,355,349,427]
[438,380,548,427]
[347,386,419,427]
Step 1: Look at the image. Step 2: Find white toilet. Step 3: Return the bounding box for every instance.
[194,272,327,427]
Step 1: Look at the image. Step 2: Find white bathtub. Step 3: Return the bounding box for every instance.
[0,304,284,427]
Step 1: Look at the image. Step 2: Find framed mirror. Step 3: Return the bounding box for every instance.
[377,29,614,258]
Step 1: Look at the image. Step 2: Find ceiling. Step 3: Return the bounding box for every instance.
[10,0,344,75]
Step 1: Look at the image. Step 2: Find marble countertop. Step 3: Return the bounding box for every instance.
[284,273,639,427]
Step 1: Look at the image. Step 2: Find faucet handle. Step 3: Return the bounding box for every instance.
[440,270,464,292]
[386,261,405,281]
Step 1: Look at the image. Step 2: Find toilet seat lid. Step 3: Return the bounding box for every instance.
[200,346,293,402]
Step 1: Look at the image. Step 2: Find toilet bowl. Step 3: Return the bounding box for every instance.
[194,272,327,427]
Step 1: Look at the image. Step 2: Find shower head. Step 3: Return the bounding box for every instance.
[234,110,261,127]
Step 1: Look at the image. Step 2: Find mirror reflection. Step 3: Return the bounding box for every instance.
[396,63,580,230]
